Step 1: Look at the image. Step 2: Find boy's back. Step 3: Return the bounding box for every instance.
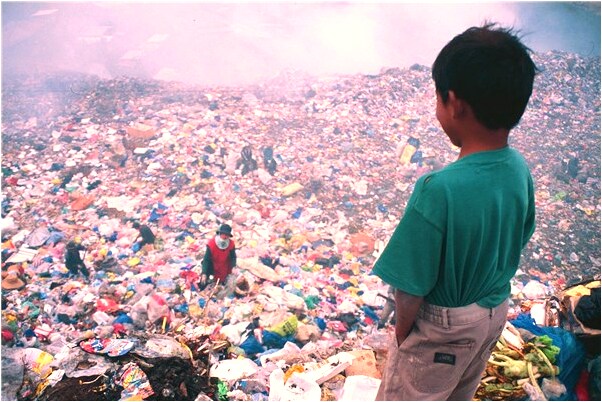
[375,147,535,308]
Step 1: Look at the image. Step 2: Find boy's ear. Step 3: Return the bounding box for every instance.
[447,90,467,118]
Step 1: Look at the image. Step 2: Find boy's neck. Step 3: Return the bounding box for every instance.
[457,125,509,159]
[445,92,510,159]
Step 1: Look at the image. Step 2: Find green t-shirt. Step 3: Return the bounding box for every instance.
[373,147,535,308]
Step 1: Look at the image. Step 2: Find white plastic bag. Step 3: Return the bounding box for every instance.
[259,341,302,366]
[268,369,321,401]
[209,358,259,383]
[522,280,548,300]
[340,375,381,401]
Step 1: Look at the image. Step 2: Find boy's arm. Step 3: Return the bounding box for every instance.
[394,288,424,346]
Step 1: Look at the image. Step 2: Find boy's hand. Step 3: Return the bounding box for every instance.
[395,331,409,347]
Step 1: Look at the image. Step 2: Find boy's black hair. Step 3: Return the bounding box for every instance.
[432,22,538,130]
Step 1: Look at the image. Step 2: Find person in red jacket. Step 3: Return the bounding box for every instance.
[200,224,237,288]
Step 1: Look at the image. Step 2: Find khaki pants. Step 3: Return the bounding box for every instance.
[376,300,508,401]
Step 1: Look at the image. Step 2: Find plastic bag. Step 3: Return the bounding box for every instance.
[239,334,266,357]
[541,377,567,399]
[523,382,546,401]
[220,322,251,345]
[22,348,54,379]
[134,334,191,360]
[522,280,549,300]
[259,342,302,366]
[268,369,321,401]
[262,330,294,349]
[269,315,298,337]
[511,313,586,397]
[210,358,259,383]
[339,375,381,401]
[263,286,305,310]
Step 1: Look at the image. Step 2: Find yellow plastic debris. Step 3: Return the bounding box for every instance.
[281,182,304,196]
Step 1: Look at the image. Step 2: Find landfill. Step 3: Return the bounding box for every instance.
[1,50,600,401]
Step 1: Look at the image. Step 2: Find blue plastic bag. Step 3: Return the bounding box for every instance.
[314,317,326,331]
[261,330,295,349]
[240,334,265,357]
[361,305,380,323]
[113,313,134,324]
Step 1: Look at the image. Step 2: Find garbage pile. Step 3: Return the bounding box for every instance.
[476,277,601,401]
[1,49,600,401]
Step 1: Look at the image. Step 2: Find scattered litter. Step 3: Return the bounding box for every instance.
[1,49,599,400]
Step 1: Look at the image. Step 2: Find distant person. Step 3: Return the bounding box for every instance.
[200,224,237,288]
[262,145,278,175]
[373,23,537,400]
[236,145,258,176]
[567,156,580,178]
[132,222,155,248]
[65,239,90,279]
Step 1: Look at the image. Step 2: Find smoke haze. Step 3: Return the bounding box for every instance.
[2,2,601,87]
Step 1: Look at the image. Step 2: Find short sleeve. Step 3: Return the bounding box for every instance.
[372,204,444,297]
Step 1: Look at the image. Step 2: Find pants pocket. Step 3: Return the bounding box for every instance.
[411,340,475,394]
[377,336,414,400]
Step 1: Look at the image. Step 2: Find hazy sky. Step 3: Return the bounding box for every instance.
[2,1,601,86]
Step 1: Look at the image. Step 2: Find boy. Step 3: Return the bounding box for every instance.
[373,23,537,400]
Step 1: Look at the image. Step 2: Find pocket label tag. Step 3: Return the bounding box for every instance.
[434,352,456,365]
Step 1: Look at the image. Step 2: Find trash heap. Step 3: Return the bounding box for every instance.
[1,50,600,401]
[475,276,601,401]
